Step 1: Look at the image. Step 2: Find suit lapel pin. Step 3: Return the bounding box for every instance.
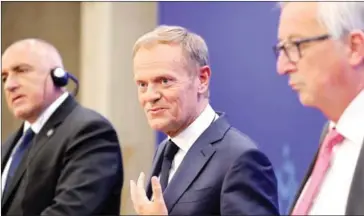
[47,129,54,137]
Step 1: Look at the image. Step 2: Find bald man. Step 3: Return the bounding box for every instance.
[1,38,123,216]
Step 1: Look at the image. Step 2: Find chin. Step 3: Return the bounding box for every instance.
[148,118,169,132]
[13,109,30,120]
[298,93,316,107]
[12,106,35,121]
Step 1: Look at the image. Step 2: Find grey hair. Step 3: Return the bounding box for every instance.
[132,25,209,69]
[278,2,364,40]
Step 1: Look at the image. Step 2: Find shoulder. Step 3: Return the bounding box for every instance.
[69,105,115,128]
[214,126,273,171]
[58,105,122,156]
[58,104,118,141]
[207,112,258,154]
[218,126,259,154]
[217,127,275,179]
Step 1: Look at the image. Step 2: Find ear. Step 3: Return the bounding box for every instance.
[197,65,211,95]
[347,30,364,67]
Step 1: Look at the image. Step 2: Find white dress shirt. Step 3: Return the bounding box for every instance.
[165,104,218,183]
[303,90,364,215]
[1,92,69,194]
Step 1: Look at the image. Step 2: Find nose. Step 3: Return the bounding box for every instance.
[143,85,161,103]
[4,74,19,92]
[276,52,296,76]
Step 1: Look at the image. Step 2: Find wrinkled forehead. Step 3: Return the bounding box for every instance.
[278,2,326,40]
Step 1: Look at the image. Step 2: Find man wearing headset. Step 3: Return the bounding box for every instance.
[1,38,123,216]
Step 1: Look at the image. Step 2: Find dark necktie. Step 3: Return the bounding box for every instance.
[4,128,35,192]
[159,139,179,191]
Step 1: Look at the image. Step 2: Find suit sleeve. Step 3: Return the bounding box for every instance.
[40,119,123,216]
[220,149,280,215]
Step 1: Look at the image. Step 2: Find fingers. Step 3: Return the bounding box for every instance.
[130,180,138,210]
[137,172,145,188]
[131,173,167,215]
[136,172,149,203]
[130,172,149,212]
[130,180,136,201]
[151,176,164,204]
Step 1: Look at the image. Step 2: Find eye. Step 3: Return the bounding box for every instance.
[1,76,7,83]
[161,78,169,84]
[15,67,28,73]
[137,81,147,88]
[275,45,287,55]
[275,45,283,52]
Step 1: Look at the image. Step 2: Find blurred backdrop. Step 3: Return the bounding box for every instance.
[1,2,326,214]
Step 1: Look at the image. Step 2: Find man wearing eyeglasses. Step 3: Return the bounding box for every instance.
[275,2,364,215]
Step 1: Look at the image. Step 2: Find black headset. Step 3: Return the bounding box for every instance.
[50,67,79,96]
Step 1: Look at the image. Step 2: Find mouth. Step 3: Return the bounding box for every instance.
[147,107,166,114]
[289,82,299,91]
[12,95,25,104]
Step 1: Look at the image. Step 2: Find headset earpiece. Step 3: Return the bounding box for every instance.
[50,67,69,87]
[50,67,79,96]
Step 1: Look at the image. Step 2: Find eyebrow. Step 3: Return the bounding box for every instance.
[134,73,175,83]
[1,63,33,76]
[278,34,307,43]
[11,63,33,70]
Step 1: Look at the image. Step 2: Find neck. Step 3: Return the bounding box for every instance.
[166,99,209,138]
[26,90,65,124]
[321,86,363,124]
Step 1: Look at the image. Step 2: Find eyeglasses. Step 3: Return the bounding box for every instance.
[273,34,330,63]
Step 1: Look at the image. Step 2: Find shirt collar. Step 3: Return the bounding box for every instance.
[170,104,217,153]
[330,89,364,145]
[24,92,69,134]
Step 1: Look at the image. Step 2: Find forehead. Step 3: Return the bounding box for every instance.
[134,44,184,66]
[278,2,326,39]
[133,44,187,78]
[2,43,42,70]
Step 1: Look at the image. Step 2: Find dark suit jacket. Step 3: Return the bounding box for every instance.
[146,113,279,215]
[1,95,123,216]
[289,122,364,215]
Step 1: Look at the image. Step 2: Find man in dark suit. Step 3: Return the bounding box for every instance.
[275,2,364,215]
[129,25,279,215]
[1,38,123,216]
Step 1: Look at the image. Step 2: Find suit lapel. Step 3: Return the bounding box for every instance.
[345,137,364,215]
[289,122,364,215]
[163,113,230,212]
[1,127,24,208]
[26,95,77,166]
[1,127,23,173]
[163,141,215,212]
[2,138,34,207]
[288,150,318,213]
[146,139,168,199]
[2,95,78,207]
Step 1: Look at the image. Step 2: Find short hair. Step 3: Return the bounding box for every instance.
[133,25,209,70]
[278,2,364,40]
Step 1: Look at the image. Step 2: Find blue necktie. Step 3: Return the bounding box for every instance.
[4,128,35,192]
